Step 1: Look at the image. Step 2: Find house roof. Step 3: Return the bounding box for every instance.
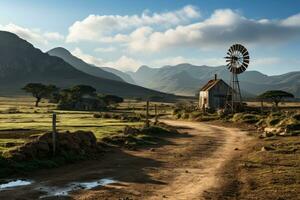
[200,79,232,92]
[200,79,221,91]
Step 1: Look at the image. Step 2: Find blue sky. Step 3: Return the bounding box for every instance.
[0,0,300,75]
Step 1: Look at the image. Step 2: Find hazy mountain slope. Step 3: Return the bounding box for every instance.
[128,64,300,97]
[101,67,136,84]
[47,47,124,82]
[0,31,174,99]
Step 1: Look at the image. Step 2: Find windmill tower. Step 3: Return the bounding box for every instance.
[224,44,250,113]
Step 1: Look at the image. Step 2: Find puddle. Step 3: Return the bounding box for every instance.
[0,179,33,190]
[39,178,116,198]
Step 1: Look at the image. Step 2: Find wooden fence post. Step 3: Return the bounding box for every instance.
[145,101,150,128]
[52,112,57,155]
[154,104,158,124]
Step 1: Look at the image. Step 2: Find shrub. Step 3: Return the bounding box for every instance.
[268,118,281,126]
[93,113,101,118]
[102,113,112,118]
[176,113,182,119]
[292,113,300,121]
[189,111,202,119]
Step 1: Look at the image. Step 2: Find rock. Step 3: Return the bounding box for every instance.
[34,141,50,152]
[264,127,283,135]
[234,148,239,150]
[263,132,274,137]
[261,146,274,151]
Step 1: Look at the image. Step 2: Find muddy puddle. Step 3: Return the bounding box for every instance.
[38,178,116,198]
[0,179,33,190]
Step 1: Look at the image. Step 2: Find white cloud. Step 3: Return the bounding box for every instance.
[281,13,300,26]
[44,32,64,41]
[72,47,104,66]
[94,46,116,52]
[0,23,48,45]
[71,48,142,71]
[93,9,300,52]
[104,56,142,71]
[0,23,64,48]
[66,5,200,42]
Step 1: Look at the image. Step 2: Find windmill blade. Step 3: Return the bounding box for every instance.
[229,45,235,53]
[243,55,250,60]
[233,44,238,51]
[241,63,248,69]
[237,44,243,52]
[243,59,249,64]
[242,49,249,56]
[241,64,247,71]
[237,68,242,74]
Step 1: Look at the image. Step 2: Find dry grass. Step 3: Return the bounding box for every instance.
[0,97,170,154]
[237,135,300,199]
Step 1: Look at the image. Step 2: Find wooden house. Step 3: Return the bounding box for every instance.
[199,75,232,111]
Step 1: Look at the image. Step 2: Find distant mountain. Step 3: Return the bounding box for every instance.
[47,47,124,82]
[101,67,136,84]
[0,31,174,99]
[128,64,300,97]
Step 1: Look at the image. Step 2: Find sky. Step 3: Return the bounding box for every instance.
[0,0,300,75]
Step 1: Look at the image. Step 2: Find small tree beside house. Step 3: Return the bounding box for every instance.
[258,90,294,110]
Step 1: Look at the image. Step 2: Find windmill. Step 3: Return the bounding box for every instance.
[224,44,250,113]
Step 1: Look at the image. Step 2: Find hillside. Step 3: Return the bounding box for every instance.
[128,64,300,97]
[47,47,124,82]
[101,67,136,84]
[0,31,174,99]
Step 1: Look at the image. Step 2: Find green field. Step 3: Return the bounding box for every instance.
[0,96,170,153]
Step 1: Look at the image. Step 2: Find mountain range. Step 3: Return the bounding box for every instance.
[0,30,298,99]
[0,31,172,99]
[127,64,300,97]
[47,47,135,84]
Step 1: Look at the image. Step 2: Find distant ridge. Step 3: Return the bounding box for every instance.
[128,64,300,97]
[47,47,124,82]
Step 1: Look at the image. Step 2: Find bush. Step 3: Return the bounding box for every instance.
[232,113,260,124]
[102,113,112,118]
[176,113,182,119]
[93,113,101,118]
[182,112,190,119]
[268,118,281,126]
[292,113,300,121]
[189,111,202,119]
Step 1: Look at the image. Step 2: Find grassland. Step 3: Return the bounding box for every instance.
[0,96,173,154]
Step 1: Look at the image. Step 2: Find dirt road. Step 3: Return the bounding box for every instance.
[0,120,251,200]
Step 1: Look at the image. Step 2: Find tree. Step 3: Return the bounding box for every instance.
[46,85,60,103]
[22,83,49,107]
[258,90,294,109]
[103,95,124,105]
[71,85,97,100]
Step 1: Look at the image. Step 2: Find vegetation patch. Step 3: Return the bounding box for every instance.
[101,123,178,149]
[236,136,300,199]
[0,130,101,178]
[232,113,261,124]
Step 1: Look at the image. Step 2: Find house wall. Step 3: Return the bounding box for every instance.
[199,91,209,109]
[208,81,229,110]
